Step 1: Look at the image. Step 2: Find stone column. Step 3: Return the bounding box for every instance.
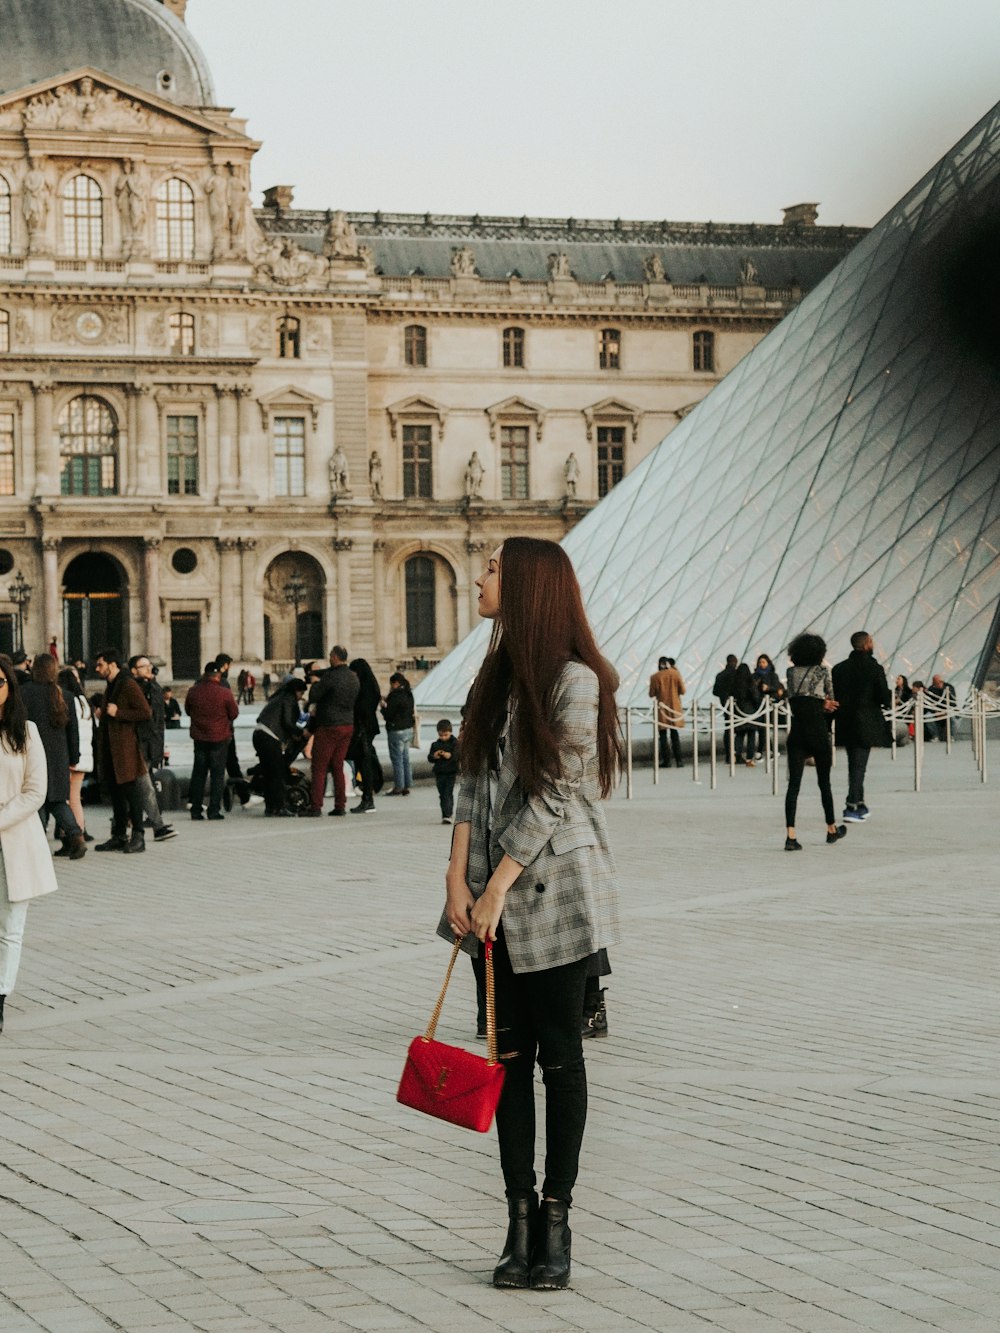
[124,386,140,495]
[42,537,59,644]
[216,387,239,500]
[135,384,162,496]
[371,540,386,663]
[216,537,242,654]
[465,540,487,636]
[143,538,162,659]
[236,384,259,500]
[333,538,353,646]
[240,538,261,661]
[32,380,57,496]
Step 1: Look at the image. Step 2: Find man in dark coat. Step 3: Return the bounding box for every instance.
[712,653,758,764]
[304,645,359,815]
[94,647,152,853]
[130,655,177,842]
[831,630,891,822]
[186,662,239,821]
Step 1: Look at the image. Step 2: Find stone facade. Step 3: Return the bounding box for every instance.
[0,30,865,681]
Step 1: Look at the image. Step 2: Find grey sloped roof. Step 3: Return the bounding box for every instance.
[257,210,864,284]
[0,0,215,105]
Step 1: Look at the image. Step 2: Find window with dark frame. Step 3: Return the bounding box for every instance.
[693,329,715,372]
[166,415,199,495]
[402,423,433,498]
[277,315,300,359]
[599,327,621,370]
[273,415,305,496]
[155,177,195,260]
[0,411,14,496]
[62,174,104,258]
[0,177,10,254]
[58,395,118,496]
[169,311,195,356]
[597,425,626,498]
[500,424,529,500]
[404,324,427,367]
[502,325,525,368]
[405,555,436,647]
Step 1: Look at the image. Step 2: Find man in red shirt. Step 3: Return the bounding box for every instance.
[184,662,238,820]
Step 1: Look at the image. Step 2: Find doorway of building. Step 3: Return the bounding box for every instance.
[170,612,201,680]
[62,552,127,665]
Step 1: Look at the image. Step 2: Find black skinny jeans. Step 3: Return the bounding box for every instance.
[784,741,835,827]
[846,746,870,808]
[487,928,589,1205]
[253,731,287,813]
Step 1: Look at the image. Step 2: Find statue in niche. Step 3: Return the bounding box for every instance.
[564,452,580,498]
[115,160,147,253]
[22,159,50,252]
[204,166,230,257]
[464,451,485,500]
[368,450,384,501]
[323,209,359,258]
[227,164,249,250]
[547,251,572,279]
[329,445,351,497]
[643,253,666,282]
[450,245,476,277]
[740,256,759,284]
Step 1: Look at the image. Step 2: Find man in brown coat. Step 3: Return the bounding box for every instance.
[94,647,152,853]
[648,655,686,768]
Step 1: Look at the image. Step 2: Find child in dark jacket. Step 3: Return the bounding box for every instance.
[427,718,459,824]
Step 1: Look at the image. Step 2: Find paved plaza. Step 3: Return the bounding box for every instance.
[0,741,998,1332]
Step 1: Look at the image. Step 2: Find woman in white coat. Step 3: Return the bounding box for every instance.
[0,653,59,1034]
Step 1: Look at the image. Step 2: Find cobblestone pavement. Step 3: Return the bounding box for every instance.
[1,743,998,1332]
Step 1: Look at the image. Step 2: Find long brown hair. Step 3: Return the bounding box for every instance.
[461,537,622,797]
[31,651,68,728]
[0,653,28,753]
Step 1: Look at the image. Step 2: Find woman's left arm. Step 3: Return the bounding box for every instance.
[0,729,47,832]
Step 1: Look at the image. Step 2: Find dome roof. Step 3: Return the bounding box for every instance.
[0,0,215,106]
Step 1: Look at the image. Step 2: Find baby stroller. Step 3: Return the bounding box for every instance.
[244,759,310,813]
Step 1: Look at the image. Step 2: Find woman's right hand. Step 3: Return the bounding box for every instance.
[445,876,475,939]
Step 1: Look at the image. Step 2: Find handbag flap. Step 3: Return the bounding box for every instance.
[404,1037,501,1105]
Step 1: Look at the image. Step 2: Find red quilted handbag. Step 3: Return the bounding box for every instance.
[397,937,505,1133]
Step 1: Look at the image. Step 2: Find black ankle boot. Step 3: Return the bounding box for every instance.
[492,1193,538,1288]
[0,993,5,1035]
[530,1200,571,1289]
[124,830,145,854]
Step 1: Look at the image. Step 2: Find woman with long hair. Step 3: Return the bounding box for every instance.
[0,653,60,1034]
[783,632,845,851]
[60,666,94,842]
[21,652,85,859]
[381,670,415,795]
[349,657,382,813]
[442,537,623,1290]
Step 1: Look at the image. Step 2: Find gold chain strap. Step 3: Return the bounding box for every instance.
[423,937,498,1066]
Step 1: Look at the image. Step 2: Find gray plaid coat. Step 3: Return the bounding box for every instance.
[437,660,621,974]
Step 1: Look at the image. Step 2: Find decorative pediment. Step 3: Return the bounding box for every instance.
[485,395,547,442]
[0,69,254,145]
[583,396,643,442]
[257,385,325,430]
[386,395,448,440]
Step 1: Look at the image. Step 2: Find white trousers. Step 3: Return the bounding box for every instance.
[0,850,28,995]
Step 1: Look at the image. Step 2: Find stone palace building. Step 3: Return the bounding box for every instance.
[0,0,865,680]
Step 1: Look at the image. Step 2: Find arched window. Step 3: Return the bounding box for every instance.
[502,326,525,368]
[62,175,103,258]
[599,327,621,370]
[404,324,427,367]
[170,311,195,356]
[277,315,300,359]
[155,177,195,259]
[0,309,8,354]
[0,176,10,254]
[693,329,715,372]
[405,555,436,648]
[59,395,119,496]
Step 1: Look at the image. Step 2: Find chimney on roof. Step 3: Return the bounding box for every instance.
[782,202,819,227]
[159,0,188,20]
[263,185,295,213]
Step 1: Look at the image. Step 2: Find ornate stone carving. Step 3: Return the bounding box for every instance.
[22,158,50,254]
[148,313,168,349]
[200,313,219,351]
[255,237,327,286]
[41,536,60,552]
[465,539,488,555]
[240,537,257,551]
[227,164,249,252]
[115,160,148,257]
[547,251,573,280]
[51,306,128,345]
[333,537,353,551]
[216,536,241,552]
[451,245,476,277]
[368,450,383,500]
[329,446,351,497]
[204,165,229,259]
[304,317,330,352]
[323,209,359,258]
[358,243,376,274]
[564,452,580,498]
[13,313,32,349]
[740,255,759,284]
[144,537,162,550]
[464,451,485,499]
[643,253,666,282]
[248,316,271,353]
[23,79,149,132]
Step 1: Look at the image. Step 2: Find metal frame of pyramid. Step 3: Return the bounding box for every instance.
[416,100,1000,709]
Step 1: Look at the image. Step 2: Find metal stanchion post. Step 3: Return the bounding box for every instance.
[625,707,633,801]
[710,701,718,790]
[981,695,988,785]
[945,694,952,755]
[772,701,780,797]
[728,705,736,777]
[890,693,897,762]
[652,706,659,786]
[914,692,923,792]
[764,698,771,776]
[691,700,699,784]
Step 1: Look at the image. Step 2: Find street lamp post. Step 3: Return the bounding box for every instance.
[8,570,31,654]
[282,572,307,667]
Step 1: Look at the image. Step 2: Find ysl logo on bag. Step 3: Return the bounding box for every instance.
[434,1067,451,1097]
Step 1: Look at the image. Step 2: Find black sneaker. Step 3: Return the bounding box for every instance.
[350,801,376,814]
[95,836,128,852]
[826,825,848,844]
[784,837,803,851]
[298,809,322,818]
[207,812,224,821]
[153,826,177,841]
[328,808,347,816]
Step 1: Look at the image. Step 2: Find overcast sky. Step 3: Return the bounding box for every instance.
[189,0,1000,228]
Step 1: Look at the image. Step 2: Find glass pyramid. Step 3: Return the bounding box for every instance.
[416,100,1000,710]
